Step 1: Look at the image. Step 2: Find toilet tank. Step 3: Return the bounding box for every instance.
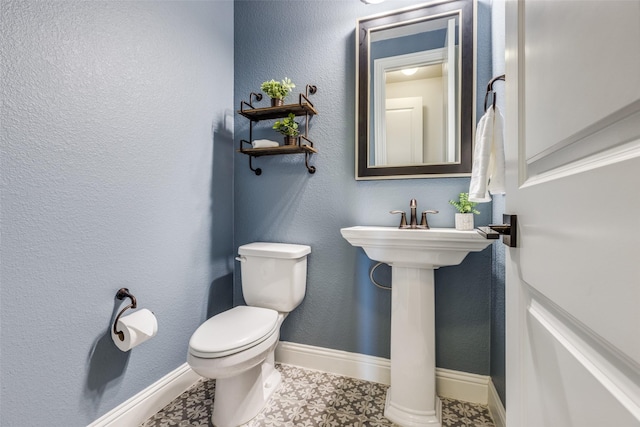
[238,242,311,313]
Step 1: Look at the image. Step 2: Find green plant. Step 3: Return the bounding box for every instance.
[272,113,299,137]
[449,192,480,214]
[260,77,295,100]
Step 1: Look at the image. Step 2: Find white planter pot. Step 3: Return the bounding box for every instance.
[455,213,475,231]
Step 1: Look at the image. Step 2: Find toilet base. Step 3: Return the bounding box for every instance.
[212,355,281,427]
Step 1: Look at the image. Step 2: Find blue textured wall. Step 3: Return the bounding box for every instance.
[234,0,495,374]
[0,1,234,425]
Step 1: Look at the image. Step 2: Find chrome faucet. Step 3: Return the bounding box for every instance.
[390,199,438,229]
[409,198,418,227]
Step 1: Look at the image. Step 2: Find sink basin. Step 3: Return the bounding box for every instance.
[340,226,492,268]
[340,225,493,427]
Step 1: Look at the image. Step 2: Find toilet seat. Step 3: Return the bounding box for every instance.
[189,306,279,358]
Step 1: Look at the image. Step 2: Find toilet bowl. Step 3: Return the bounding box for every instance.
[188,307,284,427]
[187,242,310,427]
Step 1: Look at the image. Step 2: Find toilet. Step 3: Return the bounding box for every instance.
[187,242,311,427]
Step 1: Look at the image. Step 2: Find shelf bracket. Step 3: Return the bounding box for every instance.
[240,92,263,114]
[300,135,316,174]
[305,152,316,174]
[300,84,317,107]
[248,155,262,176]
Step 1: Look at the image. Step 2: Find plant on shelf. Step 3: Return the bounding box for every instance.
[261,77,295,106]
[449,192,480,230]
[449,192,480,215]
[272,113,300,145]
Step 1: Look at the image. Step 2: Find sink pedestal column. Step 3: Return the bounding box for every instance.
[385,265,441,427]
[340,226,494,427]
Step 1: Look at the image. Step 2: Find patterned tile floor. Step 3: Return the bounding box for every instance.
[141,364,495,427]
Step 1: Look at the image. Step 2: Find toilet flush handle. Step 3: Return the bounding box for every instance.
[235,256,246,262]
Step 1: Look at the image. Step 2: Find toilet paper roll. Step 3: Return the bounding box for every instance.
[111,308,158,352]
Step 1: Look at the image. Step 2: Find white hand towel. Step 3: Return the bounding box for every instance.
[469,105,505,202]
[488,106,505,195]
[252,139,280,148]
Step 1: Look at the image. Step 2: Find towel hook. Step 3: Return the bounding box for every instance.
[113,288,137,342]
[483,74,505,111]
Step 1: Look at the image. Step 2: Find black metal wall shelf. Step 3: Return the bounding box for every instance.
[238,102,318,121]
[237,85,318,175]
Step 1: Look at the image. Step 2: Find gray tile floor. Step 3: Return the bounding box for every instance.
[141,364,495,427]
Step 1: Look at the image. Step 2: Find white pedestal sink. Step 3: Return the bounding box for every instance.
[340,226,493,427]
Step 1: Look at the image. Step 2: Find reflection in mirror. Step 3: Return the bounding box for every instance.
[356,0,474,179]
[371,15,459,167]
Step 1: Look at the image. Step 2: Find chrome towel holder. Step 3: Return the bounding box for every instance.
[113,288,137,342]
[477,214,518,247]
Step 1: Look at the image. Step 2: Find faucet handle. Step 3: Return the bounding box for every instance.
[390,210,408,228]
[420,210,439,229]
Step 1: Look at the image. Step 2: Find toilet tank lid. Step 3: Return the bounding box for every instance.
[238,242,311,259]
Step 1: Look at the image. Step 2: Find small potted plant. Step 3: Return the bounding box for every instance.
[272,113,299,145]
[449,192,480,230]
[260,77,295,106]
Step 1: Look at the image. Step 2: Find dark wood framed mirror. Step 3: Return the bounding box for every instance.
[356,0,474,180]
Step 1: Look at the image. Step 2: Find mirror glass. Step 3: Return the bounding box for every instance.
[356,0,474,179]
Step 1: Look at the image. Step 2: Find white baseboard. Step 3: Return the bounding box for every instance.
[435,367,490,404]
[275,341,392,385]
[488,380,507,427]
[88,342,506,426]
[87,363,202,427]
[276,341,503,408]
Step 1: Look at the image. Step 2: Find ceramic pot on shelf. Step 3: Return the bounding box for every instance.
[455,213,474,231]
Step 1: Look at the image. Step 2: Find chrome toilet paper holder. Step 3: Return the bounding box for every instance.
[113,288,137,341]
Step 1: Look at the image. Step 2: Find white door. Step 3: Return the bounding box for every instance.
[382,97,423,165]
[505,1,640,426]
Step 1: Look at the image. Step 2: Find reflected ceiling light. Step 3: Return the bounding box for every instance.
[361,0,384,4]
[401,68,418,76]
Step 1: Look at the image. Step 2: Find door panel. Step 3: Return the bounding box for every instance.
[384,97,424,165]
[505,1,640,425]
[525,298,639,426]
[522,1,640,158]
